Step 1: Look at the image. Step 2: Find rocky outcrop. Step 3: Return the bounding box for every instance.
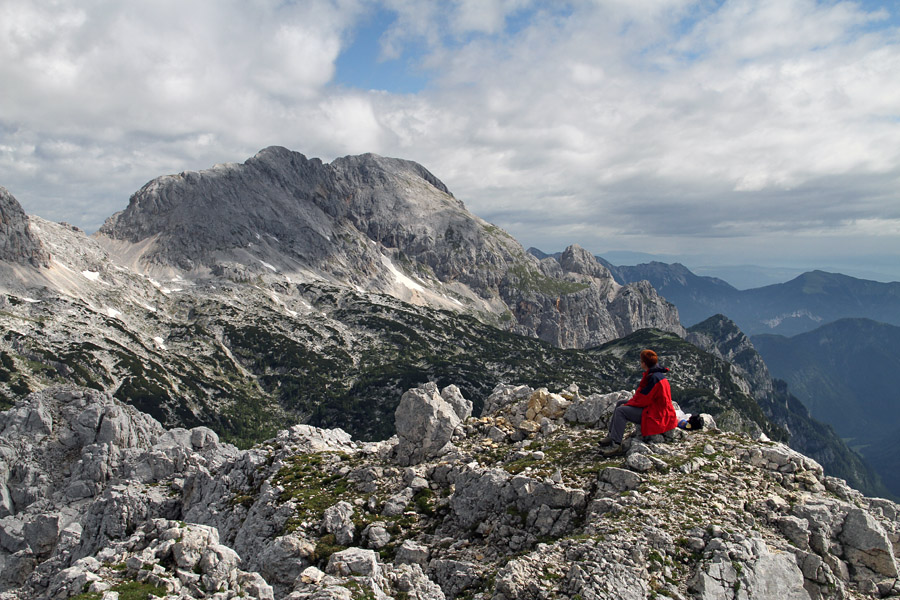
[505,244,685,347]
[4,381,899,599]
[687,314,774,399]
[394,383,470,466]
[0,386,242,595]
[0,187,49,268]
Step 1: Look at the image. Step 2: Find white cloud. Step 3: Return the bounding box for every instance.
[1,0,899,275]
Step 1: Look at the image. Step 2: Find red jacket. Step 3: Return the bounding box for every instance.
[625,366,677,436]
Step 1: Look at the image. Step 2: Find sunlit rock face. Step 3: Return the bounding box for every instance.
[95,146,683,348]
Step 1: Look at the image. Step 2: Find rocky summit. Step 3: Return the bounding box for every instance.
[93,147,683,348]
[1,382,898,600]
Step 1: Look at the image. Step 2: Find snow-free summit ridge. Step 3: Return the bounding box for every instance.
[93,146,684,348]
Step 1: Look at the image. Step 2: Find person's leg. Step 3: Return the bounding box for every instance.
[608,405,643,444]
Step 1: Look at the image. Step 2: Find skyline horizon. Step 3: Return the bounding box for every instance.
[5,166,897,289]
[3,1,898,285]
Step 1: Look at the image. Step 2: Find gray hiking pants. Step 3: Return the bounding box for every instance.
[608,401,643,444]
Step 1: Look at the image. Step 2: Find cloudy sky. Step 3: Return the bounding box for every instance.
[2,0,899,284]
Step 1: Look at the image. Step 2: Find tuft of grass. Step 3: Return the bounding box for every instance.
[313,534,347,565]
[274,452,359,532]
[70,580,166,600]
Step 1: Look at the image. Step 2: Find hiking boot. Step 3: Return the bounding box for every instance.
[598,435,615,447]
[601,443,623,457]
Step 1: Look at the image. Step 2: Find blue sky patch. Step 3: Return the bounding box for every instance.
[333,7,430,94]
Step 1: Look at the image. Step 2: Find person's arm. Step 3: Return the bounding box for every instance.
[625,374,659,408]
[625,389,653,408]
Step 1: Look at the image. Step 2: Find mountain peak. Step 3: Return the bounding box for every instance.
[559,244,614,280]
[90,147,683,348]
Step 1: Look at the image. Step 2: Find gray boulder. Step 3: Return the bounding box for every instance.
[440,385,472,421]
[690,538,809,600]
[322,501,355,546]
[326,547,380,578]
[428,559,481,599]
[840,507,899,579]
[23,514,60,557]
[0,397,53,438]
[564,391,629,426]
[382,487,414,517]
[598,467,643,493]
[395,540,430,566]
[255,533,314,594]
[362,524,390,550]
[394,383,462,466]
[384,563,445,600]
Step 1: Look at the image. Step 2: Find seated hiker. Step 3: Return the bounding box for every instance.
[599,349,677,456]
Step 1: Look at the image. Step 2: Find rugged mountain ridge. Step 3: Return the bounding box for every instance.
[0,186,680,447]
[94,147,684,348]
[558,251,900,336]
[0,183,881,497]
[752,318,900,498]
[2,383,899,599]
[532,250,898,499]
[686,315,888,499]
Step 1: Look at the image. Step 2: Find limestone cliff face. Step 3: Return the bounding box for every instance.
[96,147,683,348]
[687,314,774,400]
[0,187,49,268]
[504,245,684,348]
[687,314,888,498]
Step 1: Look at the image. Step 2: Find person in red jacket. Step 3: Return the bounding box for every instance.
[599,349,677,456]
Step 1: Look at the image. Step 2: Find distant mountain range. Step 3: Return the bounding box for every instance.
[530,248,900,336]
[531,248,900,497]
[752,318,900,497]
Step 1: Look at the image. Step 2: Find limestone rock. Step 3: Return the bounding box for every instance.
[362,524,390,550]
[525,388,572,421]
[440,385,472,421]
[384,563,445,600]
[322,501,355,546]
[0,187,50,268]
[428,559,481,599]
[326,548,380,577]
[3,380,900,600]
[255,533,314,594]
[23,514,60,557]
[840,507,899,579]
[690,538,810,600]
[395,540,429,566]
[598,467,642,493]
[564,391,629,426]
[394,383,461,466]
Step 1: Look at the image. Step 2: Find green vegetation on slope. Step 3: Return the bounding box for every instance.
[2,287,791,457]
